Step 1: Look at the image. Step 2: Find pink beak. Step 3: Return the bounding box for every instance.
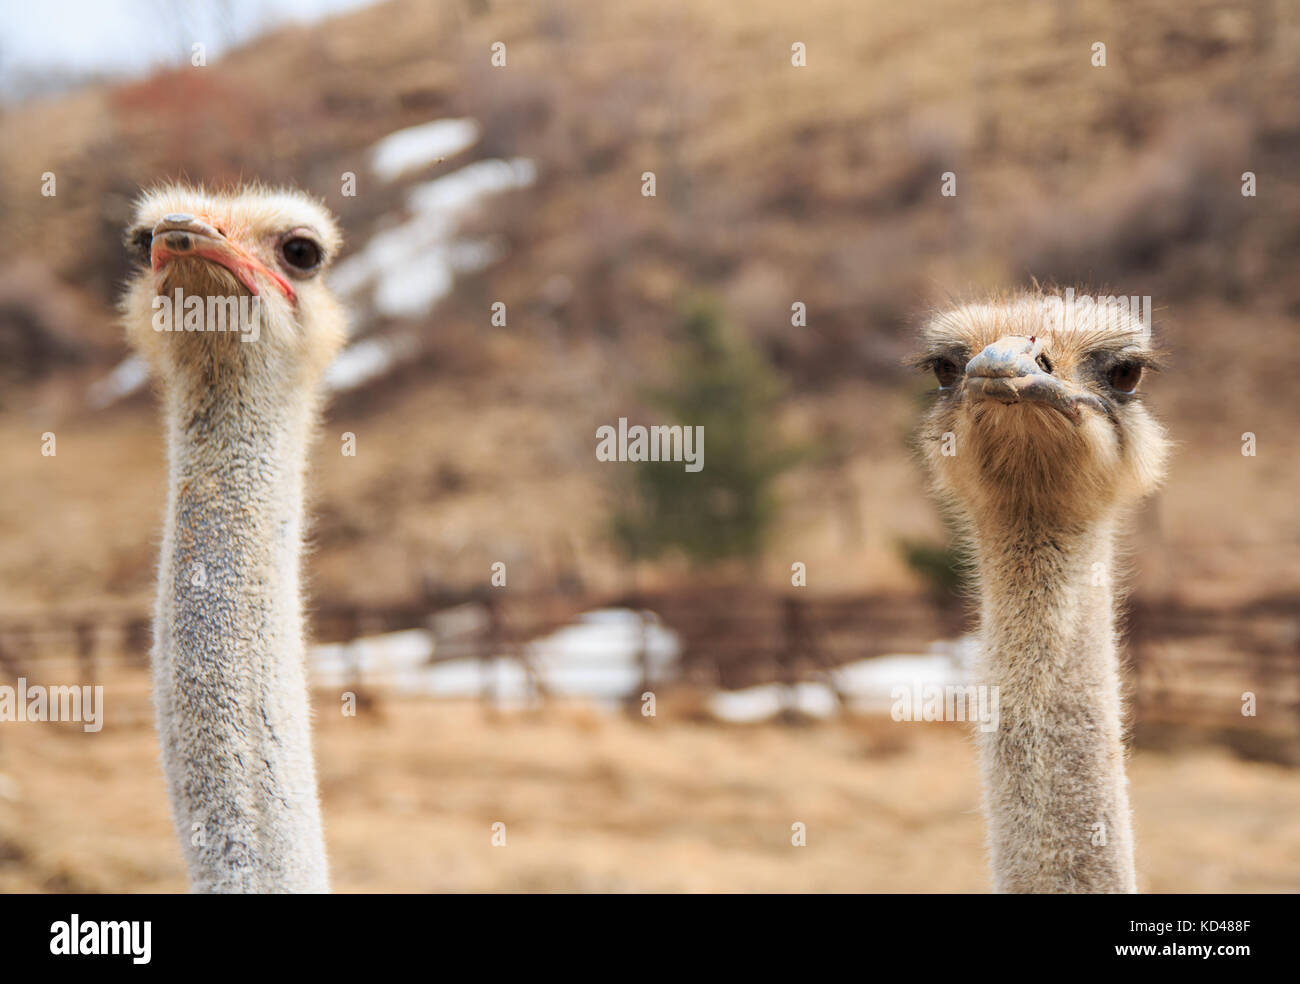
[151,213,296,302]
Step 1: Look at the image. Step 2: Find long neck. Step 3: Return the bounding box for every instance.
[972,514,1136,893]
[152,362,328,893]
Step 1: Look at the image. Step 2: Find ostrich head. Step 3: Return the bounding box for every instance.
[122,183,346,382]
[915,292,1170,529]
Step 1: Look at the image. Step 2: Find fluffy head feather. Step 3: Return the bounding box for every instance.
[914,289,1170,529]
[121,183,346,381]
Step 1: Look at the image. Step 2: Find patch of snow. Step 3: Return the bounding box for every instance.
[707,636,978,723]
[308,608,680,708]
[87,355,149,409]
[324,334,417,391]
[833,655,956,713]
[330,156,537,320]
[707,682,839,724]
[447,238,505,274]
[526,608,680,701]
[407,158,538,213]
[832,636,976,713]
[311,629,536,708]
[308,620,978,723]
[421,657,532,707]
[369,118,480,182]
[428,602,493,660]
[311,628,433,688]
[934,634,981,675]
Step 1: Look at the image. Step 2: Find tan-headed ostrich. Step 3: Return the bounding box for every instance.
[122,184,345,892]
[914,292,1169,893]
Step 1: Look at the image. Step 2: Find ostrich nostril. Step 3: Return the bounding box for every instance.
[1036,352,1053,374]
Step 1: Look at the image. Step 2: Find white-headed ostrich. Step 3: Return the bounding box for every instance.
[122,184,345,892]
[915,291,1169,893]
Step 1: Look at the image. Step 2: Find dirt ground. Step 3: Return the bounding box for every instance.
[1,678,1297,893]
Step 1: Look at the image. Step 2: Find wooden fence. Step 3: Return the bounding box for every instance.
[0,589,1296,755]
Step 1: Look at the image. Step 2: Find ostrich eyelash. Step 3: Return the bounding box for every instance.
[126,228,153,264]
[910,350,967,373]
[1090,349,1166,373]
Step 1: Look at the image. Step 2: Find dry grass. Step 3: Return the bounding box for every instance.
[1,677,1297,893]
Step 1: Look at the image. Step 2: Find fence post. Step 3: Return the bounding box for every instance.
[633,600,650,719]
[75,621,97,687]
[779,597,799,720]
[125,618,152,668]
[342,607,379,715]
[483,594,503,717]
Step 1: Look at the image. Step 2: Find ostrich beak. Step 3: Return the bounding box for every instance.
[151,214,296,302]
[965,336,1103,423]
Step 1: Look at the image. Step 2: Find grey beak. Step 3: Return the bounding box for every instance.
[965,336,1102,423]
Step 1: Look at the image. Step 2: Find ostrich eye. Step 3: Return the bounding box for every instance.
[932,358,961,388]
[129,228,153,266]
[1107,361,1142,393]
[280,236,322,273]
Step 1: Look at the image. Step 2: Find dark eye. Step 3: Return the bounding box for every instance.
[933,358,961,388]
[1107,362,1142,393]
[128,228,153,265]
[280,236,322,272]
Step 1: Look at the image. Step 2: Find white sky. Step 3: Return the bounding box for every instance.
[0,0,379,101]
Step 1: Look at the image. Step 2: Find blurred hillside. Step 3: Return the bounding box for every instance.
[1,0,1298,612]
